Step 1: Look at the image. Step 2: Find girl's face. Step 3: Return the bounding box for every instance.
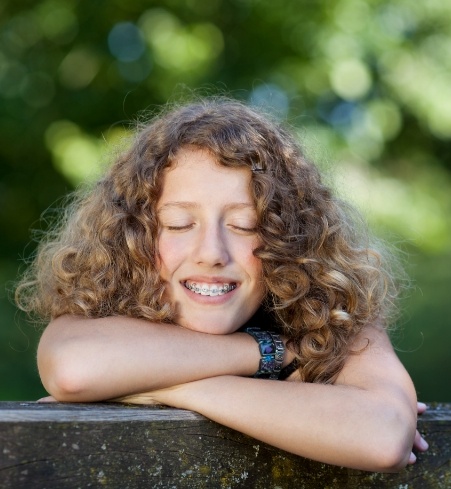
[157,146,265,334]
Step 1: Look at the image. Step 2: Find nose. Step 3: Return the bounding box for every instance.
[193,223,230,267]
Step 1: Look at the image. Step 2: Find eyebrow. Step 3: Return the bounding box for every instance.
[157,202,256,212]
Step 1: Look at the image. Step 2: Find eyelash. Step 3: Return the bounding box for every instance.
[166,224,194,231]
[231,225,257,233]
[164,224,257,233]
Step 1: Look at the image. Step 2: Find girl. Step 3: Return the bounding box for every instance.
[16,98,428,472]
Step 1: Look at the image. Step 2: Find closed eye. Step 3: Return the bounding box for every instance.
[230,225,258,233]
[165,224,195,231]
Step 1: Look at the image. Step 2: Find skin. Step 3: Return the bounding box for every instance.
[157,147,265,334]
[117,328,425,469]
[37,146,428,472]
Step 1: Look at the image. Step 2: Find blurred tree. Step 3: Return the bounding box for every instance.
[1,0,450,400]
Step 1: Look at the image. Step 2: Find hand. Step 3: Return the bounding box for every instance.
[408,402,429,464]
[38,392,172,406]
[37,396,57,402]
[111,392,162,405]
[37,386,185,406]
[111,383,188,407]
[37,392,167,406]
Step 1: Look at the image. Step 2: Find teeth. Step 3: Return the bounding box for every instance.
[184,281,236,296]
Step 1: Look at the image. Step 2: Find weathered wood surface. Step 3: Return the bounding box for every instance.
[0,402,449,489]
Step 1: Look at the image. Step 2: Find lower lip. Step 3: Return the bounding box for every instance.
[181,284,238,305]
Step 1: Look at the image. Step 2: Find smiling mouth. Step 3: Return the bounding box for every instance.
[183,281,237,296]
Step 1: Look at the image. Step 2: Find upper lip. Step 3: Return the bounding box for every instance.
[181,276,238,284]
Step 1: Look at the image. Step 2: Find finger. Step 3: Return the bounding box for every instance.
[408,452,416,464]
[417,402,427,414]
[37,396,57,402]
[112,395,159,405]
[413,429,429,452]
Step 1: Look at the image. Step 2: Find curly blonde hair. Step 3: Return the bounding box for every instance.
[16,98,401,383]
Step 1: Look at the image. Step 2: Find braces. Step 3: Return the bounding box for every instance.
[184,282,237,295]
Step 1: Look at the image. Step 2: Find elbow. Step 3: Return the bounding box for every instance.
[40,362,87,402]
[372,440,412,473]
[369,404,417,473]
[37,337,92,402]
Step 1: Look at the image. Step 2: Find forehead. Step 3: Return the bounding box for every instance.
[158,146,253,204]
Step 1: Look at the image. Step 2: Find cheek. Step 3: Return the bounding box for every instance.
[238,238,264,280]
[157,235,185,279]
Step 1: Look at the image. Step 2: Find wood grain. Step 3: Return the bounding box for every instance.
[1,402,449,488]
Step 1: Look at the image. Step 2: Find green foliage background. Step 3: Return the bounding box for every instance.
[1,0,450,401]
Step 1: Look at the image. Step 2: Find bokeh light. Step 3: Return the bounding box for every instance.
[108,22,145,62]
[1,0,450,403]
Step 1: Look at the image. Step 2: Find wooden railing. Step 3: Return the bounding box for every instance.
[0,402,449,488]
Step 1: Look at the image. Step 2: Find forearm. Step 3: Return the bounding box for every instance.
[38,315,265,402]
[137,326,418,472]
[155,375,416,472]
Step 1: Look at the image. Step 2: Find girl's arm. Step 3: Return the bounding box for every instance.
[116,325,419,473]
[38,315,420,472]
[37,314,289,401]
